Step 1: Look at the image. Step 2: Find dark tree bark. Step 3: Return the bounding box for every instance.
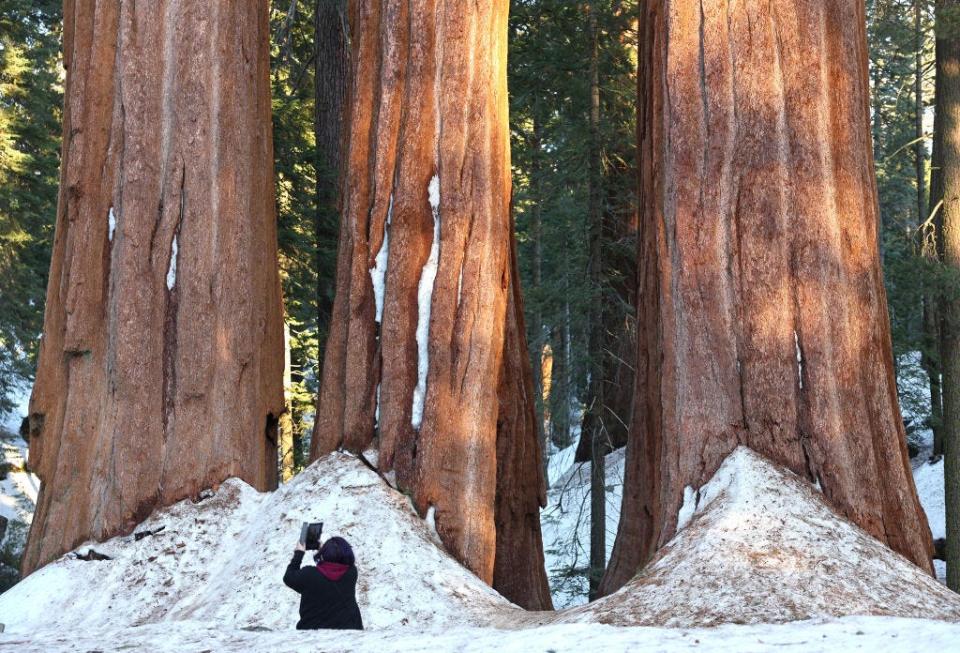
[310,0,550,609]
[584,4,607,601]
[919,0,945,457]
[931,23,947,459]
[494,215,552,608]
[936,0,960,592]
[601,0,935,597]
[23,0,284,576]
[314,0,349,365]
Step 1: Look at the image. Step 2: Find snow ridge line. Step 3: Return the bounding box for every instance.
[412,176,441,430]
[370,194,392,323]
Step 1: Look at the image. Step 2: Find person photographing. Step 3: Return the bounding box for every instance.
[283,523,363,630]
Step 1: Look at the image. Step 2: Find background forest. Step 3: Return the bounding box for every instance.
[0,0,954,598]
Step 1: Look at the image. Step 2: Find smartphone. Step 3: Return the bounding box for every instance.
[299,522,323,550]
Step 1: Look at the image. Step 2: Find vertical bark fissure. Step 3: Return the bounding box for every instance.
[601,0,934,597]
[313,0,548,607]
[24,0,285,575]
[161,162,185,443]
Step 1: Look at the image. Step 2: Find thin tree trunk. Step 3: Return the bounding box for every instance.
[23,0,284,576]
[541,342,554,444]
[310,0,550,609]
[919,0,928,228]
[919,1,944,454]
[531,117,547,462]
[585,4,607,601]
[552,321,571,449]
[602,0,934,597]
[937,0,960,592]
[932,11,947,460]
[280,323,295,482]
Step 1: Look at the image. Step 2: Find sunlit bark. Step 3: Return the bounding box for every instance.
[602,0,934,596]
[23,0,284,575]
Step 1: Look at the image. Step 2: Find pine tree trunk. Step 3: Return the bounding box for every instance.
[310,0,550,609]
[937,0,960,592]
[22,0,284,576]
[601,0,934,596]
[919,0,944,454]
[280,324,295,482]
[931,29,947,459]
[584,4,607,601]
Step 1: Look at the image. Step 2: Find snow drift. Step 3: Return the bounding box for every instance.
[555,447,960,627]
[0,452,517,635]
[1,445,958,646]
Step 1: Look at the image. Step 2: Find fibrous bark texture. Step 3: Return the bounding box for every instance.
[314,0,349,350]
[310,0,551,609]
[22,0,284,576]
[601,0,934,596]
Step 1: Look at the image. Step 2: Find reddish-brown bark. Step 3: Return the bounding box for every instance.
[22,0,284,576]
[493,213,552,609]
[310,0,550,609]
[601,0,934,596]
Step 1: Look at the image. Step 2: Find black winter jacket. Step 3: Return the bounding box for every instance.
[283,550,364,630]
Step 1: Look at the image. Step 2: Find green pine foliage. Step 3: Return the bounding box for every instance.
[0,0,62,414]
[270,0,324,471]
[868,0,940,429]
[510,0,637,451]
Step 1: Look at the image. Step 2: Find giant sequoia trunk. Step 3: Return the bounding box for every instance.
[310,0,551,609]
[22,0,284,576]
[314,0,349,354]
[601,0,934,596]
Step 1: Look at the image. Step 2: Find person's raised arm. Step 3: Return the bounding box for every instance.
[283,540,307,592]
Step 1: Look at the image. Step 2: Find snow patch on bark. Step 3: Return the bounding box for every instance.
[795,330,803,389]
[676,485,698,531]
[108,207,117,242]
[424,505,440,543]
[412,176,441,430]
[369,196,392,323]
[165,235,178,290]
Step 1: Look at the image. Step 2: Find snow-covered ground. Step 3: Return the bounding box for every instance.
[2,616,959,653]
[0,383,36,587]
[0,452,516,634]
[915,455,947,582]
[1,363,958,651]
[555,447,960,626]
[540,443,625,607]
[1,445,957,651]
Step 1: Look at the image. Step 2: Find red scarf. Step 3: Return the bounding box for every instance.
[317,561,350,581]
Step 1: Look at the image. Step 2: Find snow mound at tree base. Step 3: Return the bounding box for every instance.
[0,452,518,635]
[554,446,960,627]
